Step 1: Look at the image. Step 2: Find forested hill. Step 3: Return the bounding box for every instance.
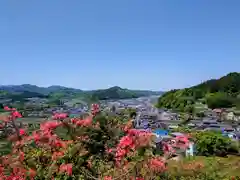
[157,72,240,111]
[0,85,163,101]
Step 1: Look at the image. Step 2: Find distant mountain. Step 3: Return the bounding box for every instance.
[191,72,240,95]
[89,86,163,100]
[0,84,49,94]
[0,84,82,95]
[157,72,240,110]
[0,84,163,101]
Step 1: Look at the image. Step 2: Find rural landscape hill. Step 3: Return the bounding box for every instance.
[157,72,240,111]
[0,84,163,101]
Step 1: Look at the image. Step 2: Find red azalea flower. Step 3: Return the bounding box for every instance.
[19,129,25,136]
[59,163,72,176]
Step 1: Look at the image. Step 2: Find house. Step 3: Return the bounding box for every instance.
[153,129,169,136]
[204,109,217,117]
[222,127,235,133]
[204,127,222,132]
[168,133,195,157]
[202,118,218,124]
[168,125,179,130]
[222,132,240,141]
[185,141,195,157]
[159,111,172,121]
[213,108,224,114]
[187,123,197,128]
[226,112,235,121]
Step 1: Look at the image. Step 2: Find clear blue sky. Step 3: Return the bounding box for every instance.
[0,0,240,91]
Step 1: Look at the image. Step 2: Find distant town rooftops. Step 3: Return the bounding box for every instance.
[213,108,224,113]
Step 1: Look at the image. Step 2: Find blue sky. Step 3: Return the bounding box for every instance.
[0,0,240,91]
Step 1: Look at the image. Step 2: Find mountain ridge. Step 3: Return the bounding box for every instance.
[157,72,240,110]
[0,84,163,101]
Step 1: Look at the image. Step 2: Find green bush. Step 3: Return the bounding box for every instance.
[193,131,232,156]
[163,155,240,180]
[206,92,235,109]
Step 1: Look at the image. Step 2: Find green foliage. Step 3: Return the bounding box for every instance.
[157,72,240,110]
[165,155,240,180]
[192,131,232,157]
[196,111,205,118]
[0,85,162,102]
[1,109,240,179]
[206,92,235,109]
[123,108,137,118]
[91,86,139,100]
[157,89,195,111]
[7,91,47,102]
[171,126,192,133]
[48,99,65,106]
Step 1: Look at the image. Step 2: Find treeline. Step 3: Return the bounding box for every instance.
[157,72,240,110]
[0,91,48,102]
[90,86,139,100]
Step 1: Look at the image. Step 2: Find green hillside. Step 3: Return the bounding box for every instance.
[157,72,240,111]
[0,85,163,102]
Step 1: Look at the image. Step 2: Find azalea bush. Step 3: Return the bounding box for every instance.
[0,105,167,180]
[1,105,239,180]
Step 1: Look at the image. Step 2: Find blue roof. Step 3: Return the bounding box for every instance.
[153,129,169,135]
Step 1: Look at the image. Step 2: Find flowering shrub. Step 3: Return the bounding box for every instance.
[0,105,167,179]
[1,105,239,179]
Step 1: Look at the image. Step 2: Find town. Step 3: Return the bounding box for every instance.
[1,92,240,156]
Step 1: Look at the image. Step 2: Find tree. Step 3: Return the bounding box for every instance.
[193,131,232,157]
[157,72,240,111]
[206,92,234,109]
[184,105,195,120]
[196,112,205,118]
[193,89,204,99]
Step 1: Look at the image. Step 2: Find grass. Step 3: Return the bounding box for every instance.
[166,155,240,179]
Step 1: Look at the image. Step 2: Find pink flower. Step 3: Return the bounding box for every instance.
[52,151,64,160]
[75,117,92,127]
[40,121,62,131]
[52,139,67,148]
[91,103,100,116]
[104,176,112,180]
[19,151,25,162]
[28,169,36,179]
[31,131,40,142]
[119,136,134,148]
[59,163,72,176]
[4,106,11,111]
[52,113,68,120]
[106,148,113,153]
[71,118,77,124]
[12,111,22,118]
[0,165,4,175]
[148,157,166,173]
[19,129,25,136]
